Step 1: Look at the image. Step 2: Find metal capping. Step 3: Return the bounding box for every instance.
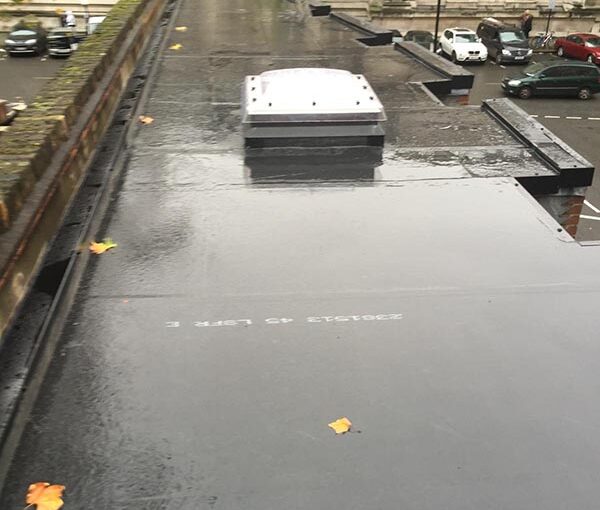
[482,98,594,189]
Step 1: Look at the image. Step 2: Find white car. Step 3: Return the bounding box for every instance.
[438,28,487,64]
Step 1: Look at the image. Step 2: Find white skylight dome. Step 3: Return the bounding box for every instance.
[242,68,386,124]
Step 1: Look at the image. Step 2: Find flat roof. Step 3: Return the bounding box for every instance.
[3,1,600,509]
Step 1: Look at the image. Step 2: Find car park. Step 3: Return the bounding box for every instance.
[476,17,532,64]
[554,33,600,64]
[3,25,48,56]
[501,61,600,99]
[403,30,434,51]
[438,28,487,63]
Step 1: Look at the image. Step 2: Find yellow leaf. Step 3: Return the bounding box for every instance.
[328,417,352,434]
[26,482,65,510]
[138,115,154,125]
[169,43,183,50]
[89,238,118,255]
[175,26,188,32]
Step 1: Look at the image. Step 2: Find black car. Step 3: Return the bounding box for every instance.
[47,28,86,57]
[4,26,47,56]
[502,61,600,99]
[403,30,434,51]
[477,17,532,64]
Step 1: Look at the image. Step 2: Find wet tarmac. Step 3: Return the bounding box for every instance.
[0,50,65,103]
[3,1,600,508]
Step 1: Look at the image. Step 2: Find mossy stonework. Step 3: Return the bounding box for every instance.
[0,0,168,336]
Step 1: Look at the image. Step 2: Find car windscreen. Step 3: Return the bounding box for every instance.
[524,62,546,76]
[585,37,600,47]
[10,30,36,37]
[455,33,477,43]
[499,30,526,43]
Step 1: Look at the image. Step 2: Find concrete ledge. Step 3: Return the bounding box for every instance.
[482,98,594,189]
[0,0,168,337]
[330,12,393,45]
[394,41,475,93]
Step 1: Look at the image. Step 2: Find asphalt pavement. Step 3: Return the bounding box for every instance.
[466,54,600,241]
[0,41,65,103]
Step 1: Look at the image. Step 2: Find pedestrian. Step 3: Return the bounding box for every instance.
[65,10,76,28]
[520,10,533,40]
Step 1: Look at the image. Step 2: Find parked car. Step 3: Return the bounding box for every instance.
[476,17,532,64]
[554,33,600,64]
[403,30,434,51]
[438,28,487,63]
[47,27,86,57]
[501,61,600,99]
[3,25,47,56]
[391,29,403,44]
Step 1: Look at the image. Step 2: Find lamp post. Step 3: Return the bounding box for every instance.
[545,0,555,36]
[433,0,442,52]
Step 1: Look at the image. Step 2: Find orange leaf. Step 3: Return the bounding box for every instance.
[328,417,352,434]
[25,482,65,510]
[89,238,118,254]
[138,115,154,125]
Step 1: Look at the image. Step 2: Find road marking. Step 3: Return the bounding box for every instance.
[33,76,54,80]
[580,215,600,221]
[584,200,600,214]
[533,115,600,121]
[485,82,501,85]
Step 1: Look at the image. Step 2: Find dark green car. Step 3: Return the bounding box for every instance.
[501,61,600,100]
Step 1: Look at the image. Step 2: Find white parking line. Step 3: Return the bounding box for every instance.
[530,114,539,118]
[584,200,600,214]
[589,117,600,121]
[565,116,582,120]
[544,115,560,119]
[580,215,600,221]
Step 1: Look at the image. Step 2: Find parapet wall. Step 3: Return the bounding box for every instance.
[0,0,167,337]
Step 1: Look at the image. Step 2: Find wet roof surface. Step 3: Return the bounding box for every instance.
[3,0,600,508]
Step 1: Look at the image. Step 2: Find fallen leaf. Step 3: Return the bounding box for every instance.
[169,43,183,50]
[175,26,188,31]
[25,482,65,510]
[138,115,154,125]
[328,417,352,434]
[89,238,118,254]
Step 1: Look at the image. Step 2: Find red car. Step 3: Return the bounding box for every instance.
[555,33,600,64]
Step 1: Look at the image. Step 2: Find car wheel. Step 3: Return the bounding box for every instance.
[451,51,458,63]
[518,86,533,99]
[556,46,564,57]
[587,54,595,64]
[578,87,592,100]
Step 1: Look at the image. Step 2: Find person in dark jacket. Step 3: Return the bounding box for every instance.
[520,10,533,39]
